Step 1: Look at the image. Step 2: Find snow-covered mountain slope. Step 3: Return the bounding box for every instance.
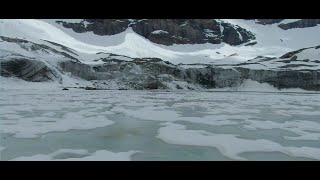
[44,19,255,46]
[1,19,320,91]
[1,34,319,91]
[218,19,320,49]
[1,19,320,65]
[231,45,320,71]
[46,19,320,59]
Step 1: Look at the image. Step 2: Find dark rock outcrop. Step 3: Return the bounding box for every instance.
[56,19,255,46]
[255,19,285,25]
[235,68,320,91]
[278,19,320,30]
[0,58,60,82]
[245,41,257,46]
[245,19,320,30]
[85,86,97,90]
[280,46,313,59]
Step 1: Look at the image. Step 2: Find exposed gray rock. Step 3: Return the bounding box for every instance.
[245,19,320,30]
[85,86,97,90]
[1,36,319,91]
[245,41,257,46]
[278,19,320,30]
[236,68,320,91]
[0,58,60,82]
[56,19,255,46]
[2,52,319,91]
[58,61,97,80]
[280,47,313,59]
[254,19,285,25]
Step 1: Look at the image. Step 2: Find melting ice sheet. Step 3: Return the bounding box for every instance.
[1,89,320,160]
[157,122,320,160]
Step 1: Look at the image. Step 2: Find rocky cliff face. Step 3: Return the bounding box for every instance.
[42,57,320,91]
[235,68,320,91]
[1,35,320,91]
[1,58,59,82]
[56,19,255,46]
[54,19,320,46]
[2,54,319,91]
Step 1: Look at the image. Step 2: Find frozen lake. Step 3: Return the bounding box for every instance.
[1,89,320,160]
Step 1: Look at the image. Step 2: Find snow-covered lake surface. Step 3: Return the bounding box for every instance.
[1,89,320,161]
